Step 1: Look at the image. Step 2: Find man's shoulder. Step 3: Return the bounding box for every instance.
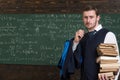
[101,28,109,32]
[106,31,115,36]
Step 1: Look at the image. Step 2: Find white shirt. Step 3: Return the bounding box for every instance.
[73,24,120,80]
[96,24,119,54]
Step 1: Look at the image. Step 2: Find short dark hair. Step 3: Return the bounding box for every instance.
[83,5,99,16]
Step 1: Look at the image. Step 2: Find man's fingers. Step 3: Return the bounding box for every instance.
[98,74,109,80]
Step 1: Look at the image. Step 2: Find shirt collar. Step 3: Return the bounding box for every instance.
[94,24,103,32]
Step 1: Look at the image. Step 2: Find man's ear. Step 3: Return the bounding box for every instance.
[97,15,100,21]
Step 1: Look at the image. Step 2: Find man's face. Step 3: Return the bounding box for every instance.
[82,10,100,31]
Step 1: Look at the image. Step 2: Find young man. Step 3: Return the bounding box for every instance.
[59,6,119,80]
[72,5,120,80]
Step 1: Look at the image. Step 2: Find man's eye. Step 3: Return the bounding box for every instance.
[90,16,94,18]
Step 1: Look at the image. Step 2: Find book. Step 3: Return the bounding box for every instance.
[100,68,118,73]
[98,43,116,49]
[97,47,118,56]
[100,63,119,69]
[96,56,118,64]
[97,49,118,56]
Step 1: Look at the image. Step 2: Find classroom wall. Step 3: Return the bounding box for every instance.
[0,0,120,14]
[0,0,120,80]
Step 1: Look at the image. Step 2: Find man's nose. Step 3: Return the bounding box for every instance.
[87,18,90,22]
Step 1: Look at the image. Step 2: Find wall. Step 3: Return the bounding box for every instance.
[0,0,120,13]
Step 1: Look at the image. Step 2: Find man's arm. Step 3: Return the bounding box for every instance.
[72,29,84,52]
[104,32,120,80]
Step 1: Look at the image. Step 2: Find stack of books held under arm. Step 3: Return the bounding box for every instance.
[97,43,120,80]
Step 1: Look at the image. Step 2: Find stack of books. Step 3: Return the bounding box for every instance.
[97,43,120,79]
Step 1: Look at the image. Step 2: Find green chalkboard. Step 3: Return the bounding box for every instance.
[0,14,120,65]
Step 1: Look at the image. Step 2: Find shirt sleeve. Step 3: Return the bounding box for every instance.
[72,42,79,52]
[104,32,119,56]
[104,32,120,80]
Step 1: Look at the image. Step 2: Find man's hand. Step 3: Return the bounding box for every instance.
[98,73,109,80]
[73,29,84,43]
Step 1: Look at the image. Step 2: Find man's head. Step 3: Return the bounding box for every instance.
[82,5,100,31]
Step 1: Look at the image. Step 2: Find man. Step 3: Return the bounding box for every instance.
[72,5,120,80]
